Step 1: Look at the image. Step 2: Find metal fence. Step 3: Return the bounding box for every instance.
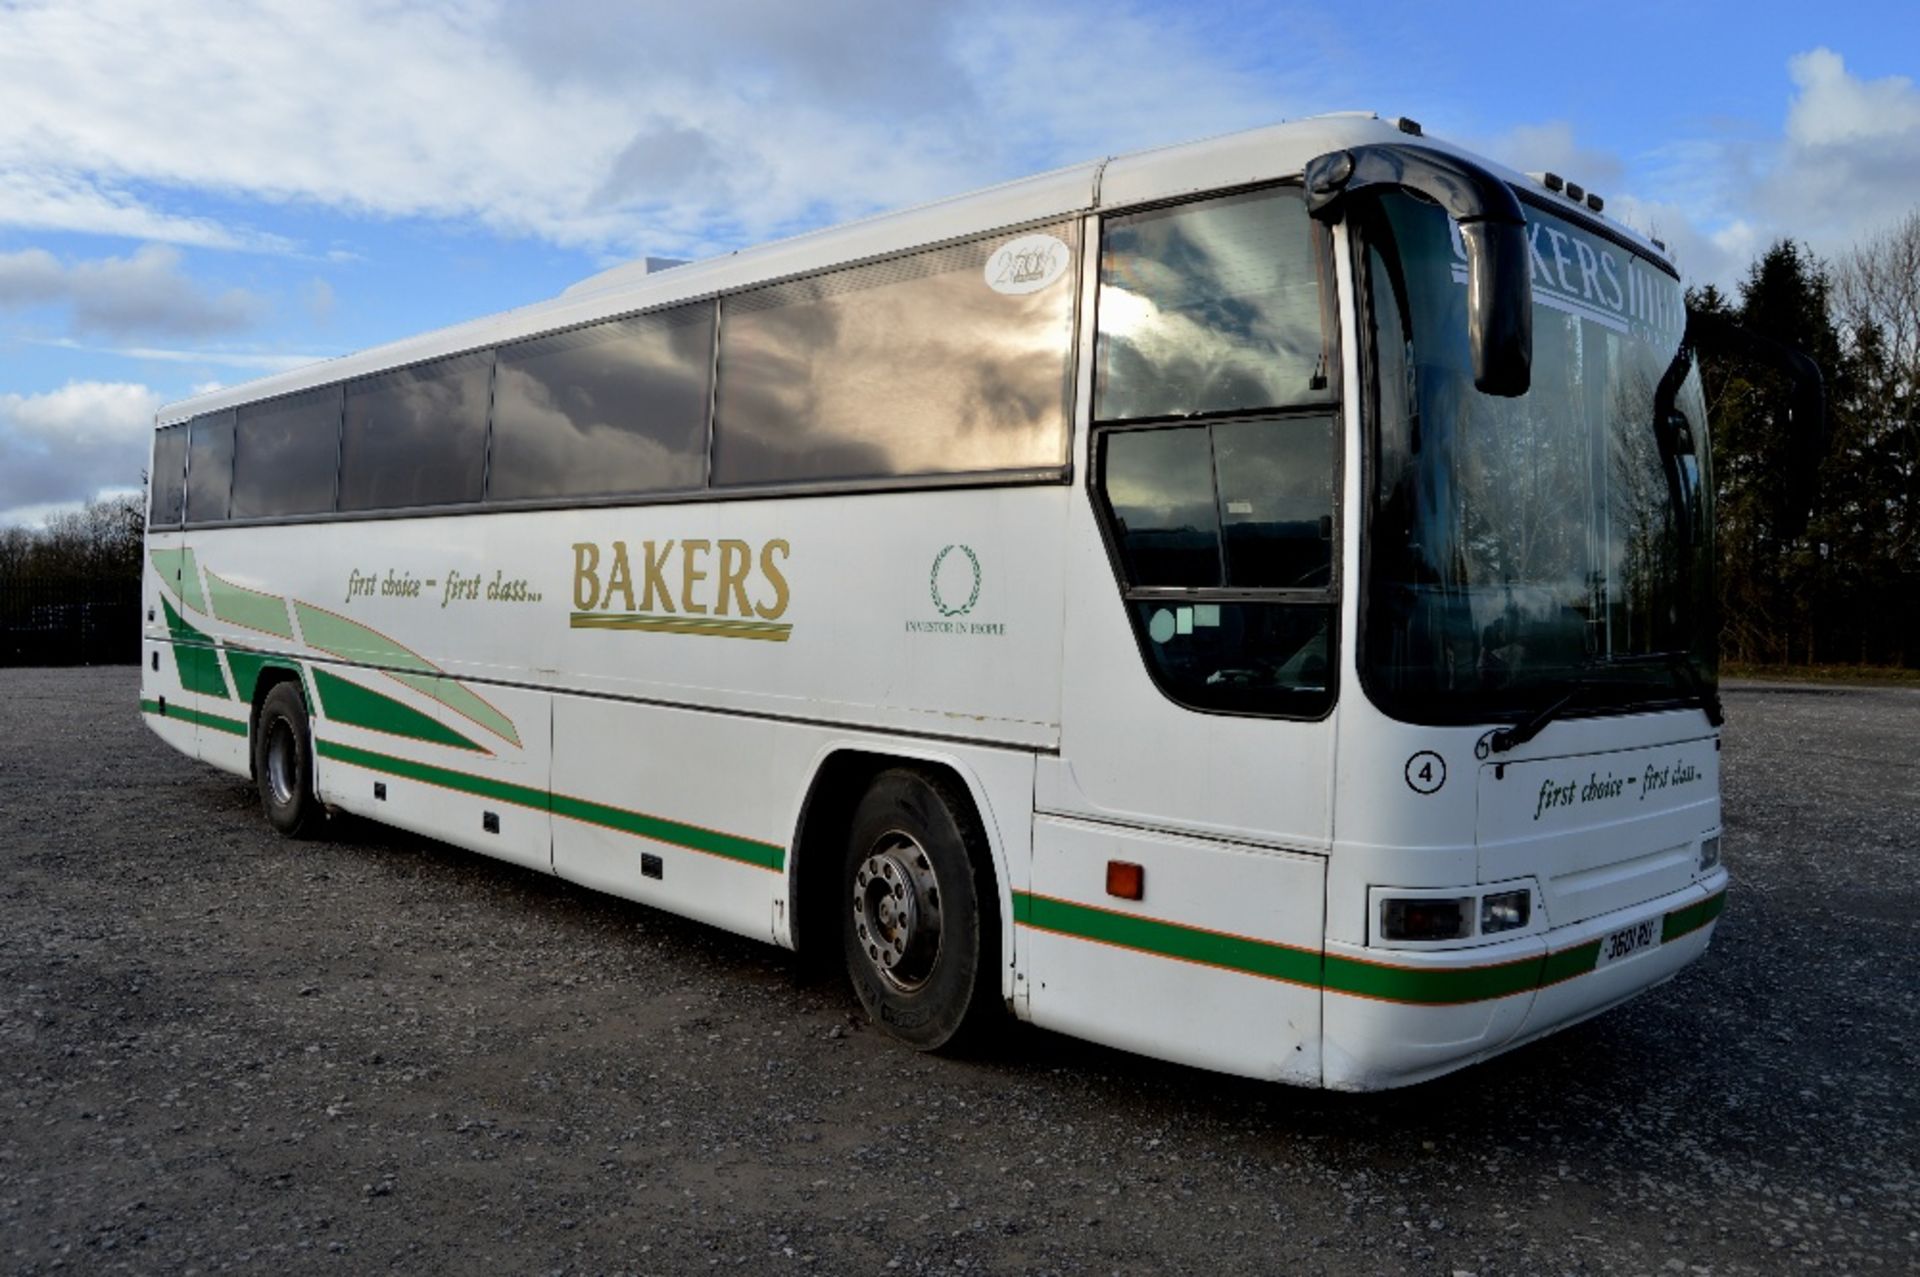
[0,577,141,667]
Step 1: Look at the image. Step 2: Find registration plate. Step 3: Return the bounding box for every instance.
[1594,917,1662,969]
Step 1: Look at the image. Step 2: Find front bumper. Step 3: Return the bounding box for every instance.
[1319,870,1728,1091]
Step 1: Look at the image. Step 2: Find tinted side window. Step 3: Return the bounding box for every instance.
[1096,187,1333,421]
[1098,415,1336,717]
[488,305,711,501]
[712,223,1077,486]
[149,424,188,525]
[339,352,492,511]
[1213,416,1333,589]
[232,385,341,518]
[1103,416,1334,590]
[1104,425,1220,587]
[1124,599,1332,715]
[185,411,235,524]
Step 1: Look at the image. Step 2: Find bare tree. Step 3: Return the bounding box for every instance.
[1833,211,1920,565]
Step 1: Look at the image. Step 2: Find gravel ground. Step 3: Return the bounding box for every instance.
[1,667,1915,1276]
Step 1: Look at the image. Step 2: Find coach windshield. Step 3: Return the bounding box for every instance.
[1360,191,1716,725]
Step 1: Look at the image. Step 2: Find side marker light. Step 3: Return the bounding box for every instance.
[1106,860,1144,902]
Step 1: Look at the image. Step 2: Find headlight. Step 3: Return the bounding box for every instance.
[1480,889,1531,934]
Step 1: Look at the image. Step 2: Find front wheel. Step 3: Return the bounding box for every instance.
[842,768,1001,1051]
[254,681,321,838]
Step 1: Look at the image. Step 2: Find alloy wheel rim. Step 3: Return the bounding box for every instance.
[851,832,944,992]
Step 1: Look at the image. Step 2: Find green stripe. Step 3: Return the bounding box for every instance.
[1013,892,1321,986]
[206,571,295,639]
[140,698,246,735]
[548,791,785,870]
[1014,889,1729,1006]
[293,601,437,673]
[222,647,284,705]
[312,667,483,752]
[1662,890,1727,942]
[1322,948,1545,1005]
[1538,940,1605,988]
[312,739,785,872]
[150,547,207,614]
[160,597,231,700]
[317,738,545,808]
[293,600,521,748]
[386,670,522,749]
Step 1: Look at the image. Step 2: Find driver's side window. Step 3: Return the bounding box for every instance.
[1092,183,1340,717]
[1097,416,1337,716]
[1105,416,1333,590]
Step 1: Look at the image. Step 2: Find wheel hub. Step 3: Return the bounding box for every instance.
[852,834,943,992]
[265,720,297,806]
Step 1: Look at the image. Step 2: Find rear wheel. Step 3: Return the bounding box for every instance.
[254,681,320,838]
[842,768,1000,1050]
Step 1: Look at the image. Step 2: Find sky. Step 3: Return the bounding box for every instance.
[2,0,1917,527]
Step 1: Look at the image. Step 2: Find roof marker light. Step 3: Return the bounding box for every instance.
[1542,172,1565,192]
[1396,117,1423,136]
[1586,192,1605,213]
[1565,182,1586,203]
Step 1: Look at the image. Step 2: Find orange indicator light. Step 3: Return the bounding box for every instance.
[1106,860,1144,901]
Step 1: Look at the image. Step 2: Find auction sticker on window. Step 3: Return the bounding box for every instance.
[985,233,1070,295]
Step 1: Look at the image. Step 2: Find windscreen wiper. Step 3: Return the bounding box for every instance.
[1487,679,1601,755]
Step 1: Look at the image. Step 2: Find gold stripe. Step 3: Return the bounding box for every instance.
[569,611,793,642]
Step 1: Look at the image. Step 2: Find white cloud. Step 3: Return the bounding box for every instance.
[0,168,291,252]
[0,244,267,338]
[1489,50,1920,291]
[1759,49,1920,248]
[34,339,330,373]
[0,381,162,522]
[0,0,1315,259]
[1481,121,1626,191]
[3,380,159,448]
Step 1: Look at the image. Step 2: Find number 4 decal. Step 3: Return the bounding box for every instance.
[1405,751,1446,795]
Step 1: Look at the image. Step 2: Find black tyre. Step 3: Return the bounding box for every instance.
[842,768,1001,1050]
[253,681,321,838]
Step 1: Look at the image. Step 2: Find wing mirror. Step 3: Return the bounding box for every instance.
[1305,144,1533,397]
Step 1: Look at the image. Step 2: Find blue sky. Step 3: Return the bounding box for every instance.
[2,0,1916,526]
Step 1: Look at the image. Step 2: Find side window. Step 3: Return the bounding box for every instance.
[712,223,1077,486]
[1096,187,1335,421]
[488,304,712,501]
[338,352,492,511]
[1106,417,1334,591]
[149,424,188,526]
[1105,425,1220,587]
[231,385,342,518]
[1094,185,1338,718]
[1099,417,1337,715]
[184,410,235,524]
[1213,417,1334,589]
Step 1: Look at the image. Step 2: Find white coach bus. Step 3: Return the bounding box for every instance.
[141,114,1727,1090]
